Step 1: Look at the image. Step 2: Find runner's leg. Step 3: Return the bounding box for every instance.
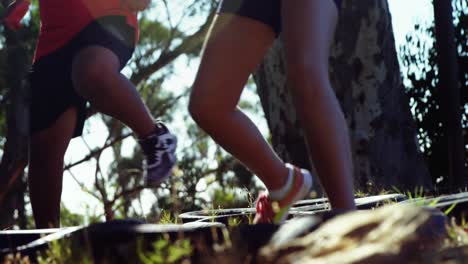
[29,107,77,228]
[72,46,155,138]
[189,14,289,190]
[282,0,355,209]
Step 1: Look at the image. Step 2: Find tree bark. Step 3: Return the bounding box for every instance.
[433,0,466,189]
[253,0,431,192]
[0,25,30,228]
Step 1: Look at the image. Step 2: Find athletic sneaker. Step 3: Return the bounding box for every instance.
[253,164,313,224]
[138,122,177,187]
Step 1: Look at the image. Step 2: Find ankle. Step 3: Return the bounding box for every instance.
[268,164,293,201]
[138,122,166,140]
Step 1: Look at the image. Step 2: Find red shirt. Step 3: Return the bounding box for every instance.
[34,0,138,62]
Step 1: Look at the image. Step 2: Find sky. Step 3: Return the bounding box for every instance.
[55,0,436,221]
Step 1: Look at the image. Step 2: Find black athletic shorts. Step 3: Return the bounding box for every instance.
[218,0,342,36]
[29,15,135,138]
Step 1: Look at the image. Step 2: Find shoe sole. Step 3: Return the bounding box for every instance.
[145,162,176,188]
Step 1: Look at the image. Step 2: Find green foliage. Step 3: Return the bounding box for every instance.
[0,0,40,228]
[0,0,39,146]
[391,186,466,217]
[2,253,32,264]
[211,189,250,209]
[60,204,84,227]
[138,17,175,47]
[227,216,242,227]
[138,238,192,264]
[158,209,181,224]
[354,190,367,198]
[0,0,258,227]
[446,217,468,246]
[461,214,468,230]
[399,0,467,187]
[392,186,436,207]
[37,239,92,264]
[444,202,458,215]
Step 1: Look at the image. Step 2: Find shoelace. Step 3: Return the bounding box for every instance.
[152,141,166,165]
[150,136,176,166]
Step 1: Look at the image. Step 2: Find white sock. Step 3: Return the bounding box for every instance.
[269,165,294,201]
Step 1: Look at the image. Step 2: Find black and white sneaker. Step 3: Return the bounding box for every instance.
[138,122,177,187]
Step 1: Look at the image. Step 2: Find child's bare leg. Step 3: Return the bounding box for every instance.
[71,46,155,137]
[189,14,288,190]
[282,0,355,209]
[29,107,77,228]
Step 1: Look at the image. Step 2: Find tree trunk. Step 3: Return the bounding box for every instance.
[253,0,431,193]
[0,25,30,228]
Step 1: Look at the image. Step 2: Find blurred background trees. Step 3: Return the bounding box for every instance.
[0,0,259,228]
[400,0,467,191]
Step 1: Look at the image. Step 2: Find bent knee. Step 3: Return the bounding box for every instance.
[188,95,211,125]
[188,93,233,127]
[287,60,332,98]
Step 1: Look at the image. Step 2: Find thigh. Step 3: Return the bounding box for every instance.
[71,45,120,82]
[72,15,136,69]
[71,15,136,78]
[29,52,87,138]
[191,13,275,110]
[218,0,282,35]
[281,0,339,68]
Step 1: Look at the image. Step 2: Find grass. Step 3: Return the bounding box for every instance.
[2,238,93,264]
[137,236,192,264]
[4,189,467,263]
[209,204,220,223]
[196,190,256,225]
[3,234,94,264]
[387,187,468,262]
[37,238,92,264]
[392,186,456,209]
[227,216,242,227]
[447,218,468,246]
[245,191,255,225]
[159,210,181,224]
[2,253,32,264]
[430,217,468,264]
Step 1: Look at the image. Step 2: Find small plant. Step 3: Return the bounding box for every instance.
[159,210,180,224]
[443,202,458,215]
[3,253,32,264]
[392,186,464,220]
[227,216,242,227]
[460,213,468,230]
[392,186,434,207]
[245,191,255,224]
[137,237,192,264]
[36,238,92,264]
[446,217,468,246]
[377,189,391,195]
[245,190,255,209]
[354,190,367,198]
[207,203,222,223]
